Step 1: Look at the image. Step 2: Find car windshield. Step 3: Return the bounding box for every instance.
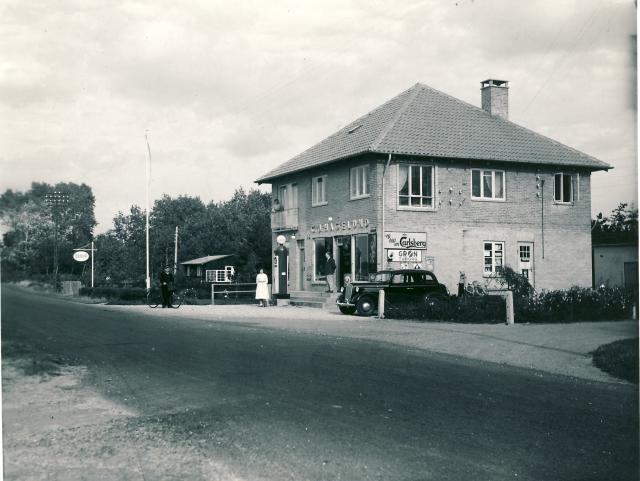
[371,272,392,282]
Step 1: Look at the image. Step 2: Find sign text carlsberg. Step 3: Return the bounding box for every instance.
[383,232,427,250]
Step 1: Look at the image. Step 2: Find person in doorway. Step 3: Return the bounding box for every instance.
[255,268,270,307]
[324,251,336,293]
[159,266,175,308]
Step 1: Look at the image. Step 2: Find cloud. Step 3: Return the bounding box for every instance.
[0,0,636,231]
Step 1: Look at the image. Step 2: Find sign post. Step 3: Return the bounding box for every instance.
[73,242,97,288]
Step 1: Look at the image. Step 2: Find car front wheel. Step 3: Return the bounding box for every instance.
[356,296,376,316]
[339,305,356,315]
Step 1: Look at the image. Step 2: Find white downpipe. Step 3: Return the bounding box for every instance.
[380,154,392,269]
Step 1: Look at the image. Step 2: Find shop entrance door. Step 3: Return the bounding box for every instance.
[336,236,351,290]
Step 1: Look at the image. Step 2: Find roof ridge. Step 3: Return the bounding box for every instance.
[370,83,422,151]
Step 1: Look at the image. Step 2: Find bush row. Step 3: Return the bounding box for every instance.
[79,287,147,303]
[514,286,635,323]
[385,286,635,324]
[385,295,506,323]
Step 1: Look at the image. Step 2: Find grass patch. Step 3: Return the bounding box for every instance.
[591,338,639,383]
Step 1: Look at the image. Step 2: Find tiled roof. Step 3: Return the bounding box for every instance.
[256,83,611,183]
[180,255,233,265]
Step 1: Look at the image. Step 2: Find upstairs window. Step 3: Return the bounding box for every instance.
[350,165,370,199]
[554,173,573,203]
[471,169,505,200]
[398,164,434,208]
[312,175,327,206]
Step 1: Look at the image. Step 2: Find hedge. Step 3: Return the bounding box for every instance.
[79,287,147,303]
[383,286,634,324]
[514,286,634,323]
[384,295,506,323]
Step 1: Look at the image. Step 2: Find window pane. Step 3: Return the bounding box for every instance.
[563,174,572,203]
[399,196,409,206]
[495,171,504,198]
[472,170,481,197]
[410,196,421,206]
[362,166,369,195]
[483,171,492,198]
[399,165,409,196]
[355,234,369,281]
[422,166,432,197]
[279,186,287,208]
[351,169,358,197]
[411,166,421,195]
[554,174,562,201]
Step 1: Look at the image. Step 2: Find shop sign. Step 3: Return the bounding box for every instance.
[383,231,427,250]
[310,218,370,235]
[387,249,422,262]
[73,251,90,262]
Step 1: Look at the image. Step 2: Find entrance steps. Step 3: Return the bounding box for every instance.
[289,290,340,311]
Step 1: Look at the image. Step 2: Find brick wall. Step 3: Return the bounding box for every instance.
[269,154,595,293]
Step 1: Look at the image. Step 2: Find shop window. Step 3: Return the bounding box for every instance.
[398,164,434,208]
[312,175,327,206]
[554,173,573,203]
[354,233,377,281]
[314,237,333,281]
[471,169,505,200]
[483,241,504,276]
[350,165,370,199]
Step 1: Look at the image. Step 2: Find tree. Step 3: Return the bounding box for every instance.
[0,182,96,279]
[94,206,146,286]
[592,203,638,244]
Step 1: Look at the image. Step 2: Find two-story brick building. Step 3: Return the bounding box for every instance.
[256,80,611,295]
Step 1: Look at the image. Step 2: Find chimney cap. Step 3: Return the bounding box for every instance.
[481,79,508,88]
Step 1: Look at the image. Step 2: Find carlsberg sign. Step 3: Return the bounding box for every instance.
[383,232,427,250]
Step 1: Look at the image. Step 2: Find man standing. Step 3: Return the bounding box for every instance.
[159,266,175,308]
[325,251,336,293]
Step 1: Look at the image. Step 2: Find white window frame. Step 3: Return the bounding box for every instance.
[277,183,298,209]
[397,164,436,210]
[554,173,573,204]
[311,175,328,206]
[483,241,505,277]
[350,165,370,200]
[471,169,506,201]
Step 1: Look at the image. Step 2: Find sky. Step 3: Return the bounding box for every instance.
[1,0,637,233]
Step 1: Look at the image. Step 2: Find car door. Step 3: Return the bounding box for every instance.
[385,273,408,307]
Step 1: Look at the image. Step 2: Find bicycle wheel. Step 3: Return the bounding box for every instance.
[147,291,160,308]
[171,293,182,308]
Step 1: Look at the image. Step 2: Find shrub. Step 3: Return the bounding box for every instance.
[79,287,147,303]
[515,286,634,323]
[591,338,639,383]
[385,295,506,323]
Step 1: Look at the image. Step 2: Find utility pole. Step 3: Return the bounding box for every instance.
[45,191,69,291]
[145,132,152,290]
[174,226,179,274]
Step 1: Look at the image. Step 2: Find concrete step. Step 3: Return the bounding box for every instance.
[290,299,326,309]
[290,291,341,310]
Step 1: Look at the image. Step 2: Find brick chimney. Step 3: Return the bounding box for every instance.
[481,79,508,119]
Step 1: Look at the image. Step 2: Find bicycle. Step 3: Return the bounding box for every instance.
[464,281,488,296]
[147,288,182,308]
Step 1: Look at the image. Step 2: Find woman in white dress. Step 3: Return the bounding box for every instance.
[255,268,270,307]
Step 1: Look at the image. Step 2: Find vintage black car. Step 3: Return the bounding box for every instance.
[336,269,449,316]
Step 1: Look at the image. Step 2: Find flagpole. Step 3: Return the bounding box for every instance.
[145,132,152,290]
[91,240,95,288]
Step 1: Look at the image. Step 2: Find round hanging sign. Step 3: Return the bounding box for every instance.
[73,251,90,262]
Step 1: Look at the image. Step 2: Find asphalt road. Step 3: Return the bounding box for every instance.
[2,285,638,481]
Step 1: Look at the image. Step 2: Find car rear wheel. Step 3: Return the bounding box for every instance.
[339,305,356,315]
[356,296,376,316]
